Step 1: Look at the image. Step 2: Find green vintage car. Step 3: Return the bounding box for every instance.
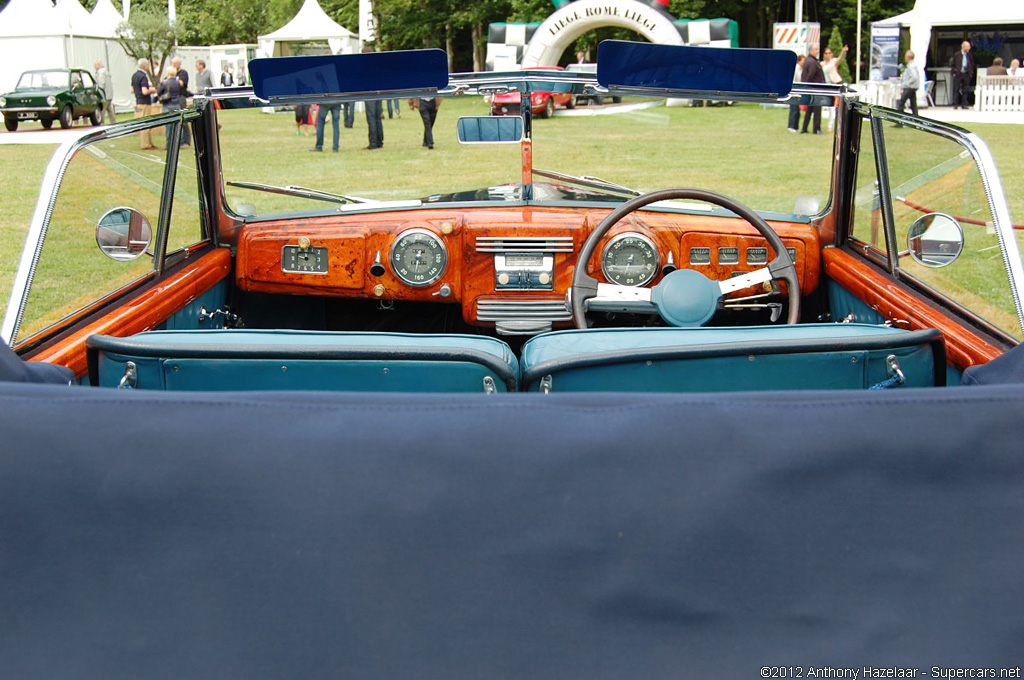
[0,68,105,132]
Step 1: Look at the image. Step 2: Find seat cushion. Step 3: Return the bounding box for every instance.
[520,323,945,392]
[88,330,519,392]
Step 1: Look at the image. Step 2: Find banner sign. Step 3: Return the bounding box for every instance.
[870,23,901,80]
[359,0,375,44]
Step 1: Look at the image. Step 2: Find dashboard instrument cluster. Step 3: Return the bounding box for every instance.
[234,208,820,334]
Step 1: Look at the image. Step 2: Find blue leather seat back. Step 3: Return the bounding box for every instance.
[88,330,519,393]
[520,324,945,392]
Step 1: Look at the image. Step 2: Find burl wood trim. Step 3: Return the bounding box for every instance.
[29,248,233,378]
[823,247,1003,370]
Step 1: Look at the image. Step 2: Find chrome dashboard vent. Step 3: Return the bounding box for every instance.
[475,236,574,253]
[476,297,571,335]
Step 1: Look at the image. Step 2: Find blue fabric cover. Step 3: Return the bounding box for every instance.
[90,329,519,392]
[1,381,1023,676]
[962,341,1024,385]
[520,323,941,391]
[0,339,73,384]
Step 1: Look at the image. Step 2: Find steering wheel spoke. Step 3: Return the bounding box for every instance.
[586,283,656,314]
[717,267,774,295]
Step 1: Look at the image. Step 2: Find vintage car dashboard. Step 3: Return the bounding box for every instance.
[235,208,821,333]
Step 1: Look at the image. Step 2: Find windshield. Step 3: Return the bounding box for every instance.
[218,94,835,218]
[17,71,69,89]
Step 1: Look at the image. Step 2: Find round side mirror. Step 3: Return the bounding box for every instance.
[96,207,152,261]
[907,213,964,268]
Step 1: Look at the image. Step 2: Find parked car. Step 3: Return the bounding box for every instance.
[3,43,1024,673]
[565,61,621,105]
[490,65,574,117]
[0,68,105,131]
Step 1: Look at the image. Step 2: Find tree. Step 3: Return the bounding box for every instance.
[827,25,852,83]
[176,0,271,45]
[116,6,177,86]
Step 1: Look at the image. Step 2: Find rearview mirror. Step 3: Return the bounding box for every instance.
[906,213,964,268]
[96,207,152,261]
[457,116,523,144]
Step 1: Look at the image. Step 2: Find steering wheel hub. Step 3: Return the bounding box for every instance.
[650,269,721,327]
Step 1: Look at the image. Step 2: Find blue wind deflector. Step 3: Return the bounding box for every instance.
[596,40,796,99]
[249,49,449,101]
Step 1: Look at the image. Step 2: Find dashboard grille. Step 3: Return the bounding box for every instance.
[476,298,571,322]
[475,236,574,253]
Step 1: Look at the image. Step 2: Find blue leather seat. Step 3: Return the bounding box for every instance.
[520,323,945,392]
[87,330,519,393]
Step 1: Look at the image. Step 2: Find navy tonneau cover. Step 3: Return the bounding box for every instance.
[1,381,1023,677]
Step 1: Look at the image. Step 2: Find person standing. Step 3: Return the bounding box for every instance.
[895,50,921,118]
[364,99,384,149]
[410,96,440,149]
[220,65,233,87]
[94,60,117,124]
[194,59,213,94]
[131,58,156,149]
[950,40,976,109]
[311,102,341,152]
[787,54,805,132]
[822,45,849,85]
[360,46,384,149]
[171,56,191,147]
[800,44,825,134]
[157,67,184,149]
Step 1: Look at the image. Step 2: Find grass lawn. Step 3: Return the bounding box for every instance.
[2,101,1023,322]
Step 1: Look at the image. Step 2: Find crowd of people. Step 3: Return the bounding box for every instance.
[109,50,441,154]
[787,37,1023,132]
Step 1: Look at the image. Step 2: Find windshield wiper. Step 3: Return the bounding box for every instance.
[532,169,640,199]
[227,181,370,204]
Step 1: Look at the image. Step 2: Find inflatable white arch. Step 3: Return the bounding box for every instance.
[520,0,684,67]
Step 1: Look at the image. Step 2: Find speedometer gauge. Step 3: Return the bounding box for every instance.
[601,233,659,286]
[390,228,447,287]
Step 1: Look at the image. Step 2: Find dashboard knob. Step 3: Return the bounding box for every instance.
[370,249,386,277]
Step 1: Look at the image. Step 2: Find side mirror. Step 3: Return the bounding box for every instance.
[457,116,523,144]
[96,207,153,261]
[906,213,964,268]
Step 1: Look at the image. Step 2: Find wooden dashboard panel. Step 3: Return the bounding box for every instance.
[234,207,820,329]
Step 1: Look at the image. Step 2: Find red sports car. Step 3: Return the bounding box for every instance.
[489,66,573,118]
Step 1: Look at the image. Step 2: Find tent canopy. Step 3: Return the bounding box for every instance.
[879,0,1023,82]
[258,0,358,57]
[885,0,1020,27]
[89,0,124,38]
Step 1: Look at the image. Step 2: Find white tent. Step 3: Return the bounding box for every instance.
[90,0,126,38]
[882,0,1023,77]
[258,0,359,58]
[0,0,135,110]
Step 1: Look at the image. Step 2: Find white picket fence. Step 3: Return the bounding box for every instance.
[975,74,1024,112]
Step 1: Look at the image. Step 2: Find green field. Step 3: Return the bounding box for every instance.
[2,100,1023,324]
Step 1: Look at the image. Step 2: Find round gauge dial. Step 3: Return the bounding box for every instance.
[390,228,448,287]
[601,232,659,286]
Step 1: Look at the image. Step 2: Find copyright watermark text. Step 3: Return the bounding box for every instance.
[758,667,1022,679]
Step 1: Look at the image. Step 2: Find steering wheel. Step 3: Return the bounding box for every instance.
[571,188,801,328]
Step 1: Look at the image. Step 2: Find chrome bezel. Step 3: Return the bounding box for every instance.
[601,232,659,287]
[389,228,447,287]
